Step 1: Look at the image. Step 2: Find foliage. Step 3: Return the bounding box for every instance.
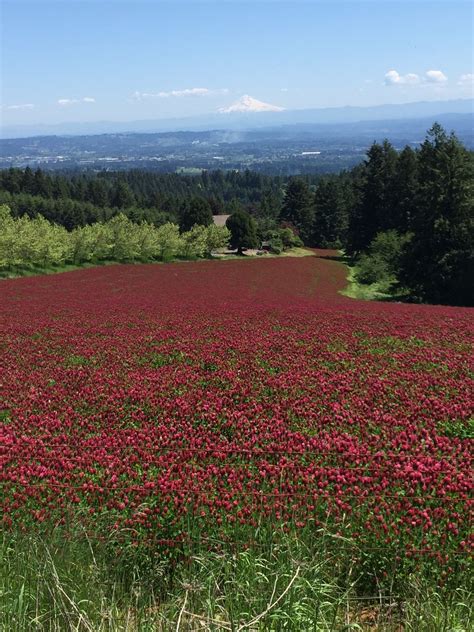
[204,223,231,255]
[345,124,473,306]
[179,224,209,259]
[280,177,314,244]
[0,167,289,228]
[399,124,474,306]
[355,230,412,290]
[226,209,259,253]
[256,218,303,254]
[346,140,399,256]
[0,205,230,270]
[179,196,213,232]
[312,175,351,247]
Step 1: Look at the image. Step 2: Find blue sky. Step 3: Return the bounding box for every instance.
[1,0,473,125]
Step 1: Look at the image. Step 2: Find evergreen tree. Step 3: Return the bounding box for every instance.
[33,169,53,198]
[227,198,244,215]
[180,197,213,231]
[347,140,398,255]
[87,179,109,207]
[392,146,418,233]
[21,167,36,195]
[312,177,350,247]
[226,210,258,254]
[52,177,71,200]
[111,181,135,209]
[280,178,314,244]
[1,168,22,194]
[207,196,224,216]
[400,124,474,305]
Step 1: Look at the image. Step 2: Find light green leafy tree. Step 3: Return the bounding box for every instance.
[0,205,16,268]
[204,225,230,255]
[69,225,97,263]
[89,223,113,261]
[155,223,183,261]
[179,224,209,259]
[30,215,69,266]
[134,221,161,261]
[106,214,141,261]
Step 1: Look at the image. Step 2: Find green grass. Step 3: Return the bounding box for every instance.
[335,251,415,303]
[0,526,471,631]
[340,264,394,301]
[0,260,120,280]
[278,247,314,258]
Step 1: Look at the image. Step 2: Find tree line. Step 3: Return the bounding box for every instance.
[278,124,473,306]
[0,205,230,271]
[0,168,288,228]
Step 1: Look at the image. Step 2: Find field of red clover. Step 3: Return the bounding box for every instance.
[0,252,472,590]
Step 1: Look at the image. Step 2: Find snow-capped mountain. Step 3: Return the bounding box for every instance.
[218,95,285,113]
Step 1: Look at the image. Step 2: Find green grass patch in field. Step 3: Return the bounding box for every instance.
[64,354,92,368]
[438,417,474,440]
[138,350,189,368]
[0,409,11,424]
[278,247,314,258]
[0,261,121,280]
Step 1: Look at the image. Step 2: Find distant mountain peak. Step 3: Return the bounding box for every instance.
[218,94,285,113]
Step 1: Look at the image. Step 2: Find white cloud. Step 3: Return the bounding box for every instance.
[58,98,78,106]
[384,70,420,85]
[425,70,448,84]
[280,87,288,92]
[5,103,35,110]
[132,87,228,100]
[385,69,449,87]
[458,73,474,87]
[158,88,211,98]
[58,97,95,106]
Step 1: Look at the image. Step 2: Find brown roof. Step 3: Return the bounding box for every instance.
[212,215,230,227]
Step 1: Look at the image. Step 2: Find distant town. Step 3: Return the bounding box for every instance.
[1,113,471,175]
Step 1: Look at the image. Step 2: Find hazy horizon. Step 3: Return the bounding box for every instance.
[2,0,473,130]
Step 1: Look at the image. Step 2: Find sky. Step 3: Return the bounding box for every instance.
[1,0,473,127]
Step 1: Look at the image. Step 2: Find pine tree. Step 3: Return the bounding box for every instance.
[180,197,213,232]
[226,210,258,254]
[111,181,135,209]
[400,124,473,305]
[312,177,350,247]
[21,167,36,195]
[392,146,418,233]
[33,169,53,198]
[280,178,314,244]
[346,140,398,255]
[87,179,109,207]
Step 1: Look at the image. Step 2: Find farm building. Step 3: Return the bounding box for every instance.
[212,214,230,227]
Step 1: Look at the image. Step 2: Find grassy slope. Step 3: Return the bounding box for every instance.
[339,264,395,301]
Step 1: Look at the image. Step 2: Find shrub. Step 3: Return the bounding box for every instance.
[356,230,412,287]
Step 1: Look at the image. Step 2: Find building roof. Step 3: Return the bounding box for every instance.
[212,214,230,227]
